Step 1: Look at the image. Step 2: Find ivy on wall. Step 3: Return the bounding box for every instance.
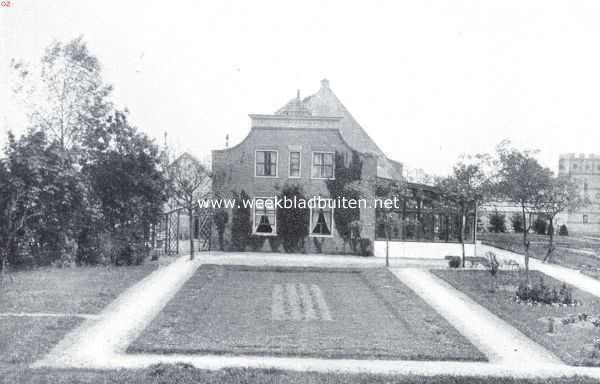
[230,190,251,251]
[276,184,309,253]
[326,151,363,253]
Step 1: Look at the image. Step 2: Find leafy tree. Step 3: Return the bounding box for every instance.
[168,153,210,260]
[488,210,506,233]
[277,184,309,253]
[511,213,524,233]
[437,159,492,267]
[11,36,112,151]
[496,141,552,282]
[85,110,167,264]
[538,176,586,262]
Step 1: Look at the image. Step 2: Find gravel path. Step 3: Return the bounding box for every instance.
[32,251,600,379]
[390,268,562,366]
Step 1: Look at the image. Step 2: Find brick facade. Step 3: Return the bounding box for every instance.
[211,80,401,254]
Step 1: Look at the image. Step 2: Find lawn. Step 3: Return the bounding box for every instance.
[479,232,600,271]
[128,265,485,361]
[0,264,159,368]
[1,365,598,384]
[431,269,600,366]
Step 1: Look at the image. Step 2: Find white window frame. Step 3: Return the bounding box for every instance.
[254,150,279,178]
[309,199,334,238]
[288,151,301,178]
[252,196,277,236]
[311,151,335,180]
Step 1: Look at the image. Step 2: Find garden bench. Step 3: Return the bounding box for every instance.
[445,255,490,268]
[464,256,490,268]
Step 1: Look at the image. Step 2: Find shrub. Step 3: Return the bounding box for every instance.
[559,224,569,236]
[230,190,251,251]
[358,238,372,256]
[515,277,577,305]
[533,217,547,235]
[268,236,282,252]
[213,209,228,251]
[247,235,265,252]
[487,211,506,233]
[511,214,524,233]
[448,256,461,268]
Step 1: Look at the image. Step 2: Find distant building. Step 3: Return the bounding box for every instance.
[557,153,600,235]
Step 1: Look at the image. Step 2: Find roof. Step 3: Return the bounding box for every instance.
[275,79,403,180]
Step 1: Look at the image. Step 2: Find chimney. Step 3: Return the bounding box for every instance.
[321,78,330,89]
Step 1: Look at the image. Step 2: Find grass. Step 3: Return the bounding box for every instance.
[0,263,159,368]
[128,265,485,361]
[431,269,600,366]
[2,365,599,384]
[479,232,600,271]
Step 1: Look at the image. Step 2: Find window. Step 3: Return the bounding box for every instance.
[310,201,333,237]
[584,180,589,193]
[255,150,278,177]
[312,152,334,179]
[253,197,277,235]
[289,151,301,178]
[583,215,589,224]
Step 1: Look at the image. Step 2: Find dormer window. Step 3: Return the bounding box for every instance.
[255,150,278,177]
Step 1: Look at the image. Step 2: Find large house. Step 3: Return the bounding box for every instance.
[211,79,475,258]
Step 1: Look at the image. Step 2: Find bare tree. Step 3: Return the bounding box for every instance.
[168,153,211,260]
[539,175,587,263]
[436,156,493,267]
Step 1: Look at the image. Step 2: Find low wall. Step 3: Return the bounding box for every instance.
[373,241,477,259]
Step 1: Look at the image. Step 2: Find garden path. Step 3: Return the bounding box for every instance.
[32,251,600,379]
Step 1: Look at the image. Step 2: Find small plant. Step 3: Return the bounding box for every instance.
[511,213,524,233]
[559,224,569,236]
[268,236,282,252]
[533,217,548,235]
[448,256,461,268]
[358,238,372,256]
[487,211,506,233]
[485,251,500,292]
[514,277,578,305]
[248,235,266,252]
[313,237,324,253]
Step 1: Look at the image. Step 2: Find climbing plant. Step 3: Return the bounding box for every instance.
[325,151,362,253]
[276,184,309,253]
[230,190,251,251]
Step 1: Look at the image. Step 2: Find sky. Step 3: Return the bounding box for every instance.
[2,0,600,176]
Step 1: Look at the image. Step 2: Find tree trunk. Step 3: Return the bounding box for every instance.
[461,205,466,268]
[522,205,530,284]
[544,219,555,263]
[189,209,194,260]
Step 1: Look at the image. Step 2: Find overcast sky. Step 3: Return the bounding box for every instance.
[2,0,600,175]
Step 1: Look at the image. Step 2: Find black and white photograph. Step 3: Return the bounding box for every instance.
[2,1,600,383]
